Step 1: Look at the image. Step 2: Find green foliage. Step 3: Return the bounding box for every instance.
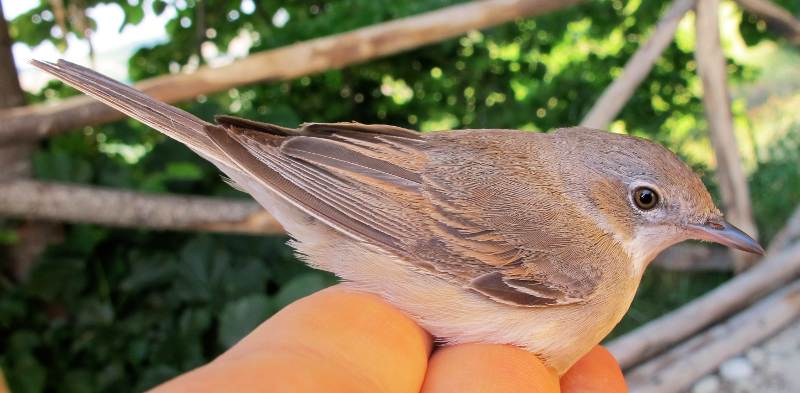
[1,231,333,392]
[751,125,800,243]
[2,1,798,392]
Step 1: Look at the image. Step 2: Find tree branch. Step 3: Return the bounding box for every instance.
[625,278,800,393]
[0,0,583,143]
[734,0,800,44]
[580,0,695,129]
[696,0,759,271]
[0,1,62,280]
[0,179,283,235]
[651,243,732,271]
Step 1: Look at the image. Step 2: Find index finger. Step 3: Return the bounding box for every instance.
[152,285,433,393]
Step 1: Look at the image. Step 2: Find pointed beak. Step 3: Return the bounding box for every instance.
[686,219,765,255]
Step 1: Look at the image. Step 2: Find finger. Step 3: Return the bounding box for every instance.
[560,346,627,393]
[419,344,560,393]
[152,285,433,393]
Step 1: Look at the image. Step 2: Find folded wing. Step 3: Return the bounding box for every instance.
[33,59,601,308]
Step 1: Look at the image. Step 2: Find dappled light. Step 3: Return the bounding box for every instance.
[0,1,798,392]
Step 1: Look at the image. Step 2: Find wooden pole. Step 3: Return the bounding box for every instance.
[767,205,800,254]
[0,179,283,235]
[626,279,800,393]
[695,0,759,271]
[580,0,695,129]
[0,1,62,280]
[606,241,800,369]
[651,243,732,272]
[0,0,582,143]
[734,0,800,44]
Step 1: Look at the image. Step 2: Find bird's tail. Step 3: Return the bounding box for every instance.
[30,59,226,163]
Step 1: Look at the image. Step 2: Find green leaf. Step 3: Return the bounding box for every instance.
[62,369,95,393]
[274,272,333,310]
[218,294,272,348]
[0,227,18,245]
[32,150,93,183]
[26,258,87,303]
[75,299,115,327]
[152,0,168,16]
[120,258,176,293]
[7,355,46,393]
[164,162,204,181]
[172,237,232,302]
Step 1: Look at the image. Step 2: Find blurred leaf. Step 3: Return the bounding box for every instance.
[25,258,87,303]
[218,294,272,348]
[152,0,168,16]
[62,369,95,393]
[32,150,92,182]
[274,272,334,309]
[120,258,176,293]
[75,299,115,327]
[164,162,204,181]
[6,355,46,393]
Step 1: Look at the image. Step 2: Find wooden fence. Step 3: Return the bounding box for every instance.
[2,0,800,391]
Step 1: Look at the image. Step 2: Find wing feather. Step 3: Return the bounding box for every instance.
[32,61,603,308]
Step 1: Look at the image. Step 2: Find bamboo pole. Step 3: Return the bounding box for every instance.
[626,279,800,393]
[0,0,582,143]
[696,0,759,271]
[580,0,695,129]
[0,179,283,235]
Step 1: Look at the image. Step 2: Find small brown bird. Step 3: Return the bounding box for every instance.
[33,60,763,374]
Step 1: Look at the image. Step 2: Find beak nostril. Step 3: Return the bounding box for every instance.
[706,221,724,231]
[687,219,764,255]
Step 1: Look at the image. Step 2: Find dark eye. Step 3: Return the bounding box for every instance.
[633,187,659,210]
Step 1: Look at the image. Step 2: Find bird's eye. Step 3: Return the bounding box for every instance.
[633,187,659,210]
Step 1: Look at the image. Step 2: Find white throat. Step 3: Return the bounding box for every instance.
[623,225,683,276]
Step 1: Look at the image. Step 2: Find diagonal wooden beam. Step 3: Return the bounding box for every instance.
[580,0,695,129]
[0,0,582,143]
[625,277,800,393]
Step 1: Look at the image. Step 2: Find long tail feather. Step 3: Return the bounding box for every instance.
[30,59,226,163]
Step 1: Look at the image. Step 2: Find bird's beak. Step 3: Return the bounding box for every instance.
[686,219,765,255]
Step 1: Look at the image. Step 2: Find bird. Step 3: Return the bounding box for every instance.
[32,59,764,374]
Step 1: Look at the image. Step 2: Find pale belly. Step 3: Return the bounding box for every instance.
[244,180,639,375]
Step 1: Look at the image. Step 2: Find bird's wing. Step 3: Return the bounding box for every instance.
[210,119,602,307]
[32,60,601,308]
[415,131,605,307]
[207,116,429,252]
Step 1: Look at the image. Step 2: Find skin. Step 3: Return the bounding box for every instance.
[151,286,626,393]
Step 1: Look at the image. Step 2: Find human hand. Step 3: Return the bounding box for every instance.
[151,285,627,393]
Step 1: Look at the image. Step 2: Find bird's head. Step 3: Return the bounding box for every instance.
[552,127,763,270]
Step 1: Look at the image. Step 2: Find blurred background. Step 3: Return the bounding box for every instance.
[0,0,798,392]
